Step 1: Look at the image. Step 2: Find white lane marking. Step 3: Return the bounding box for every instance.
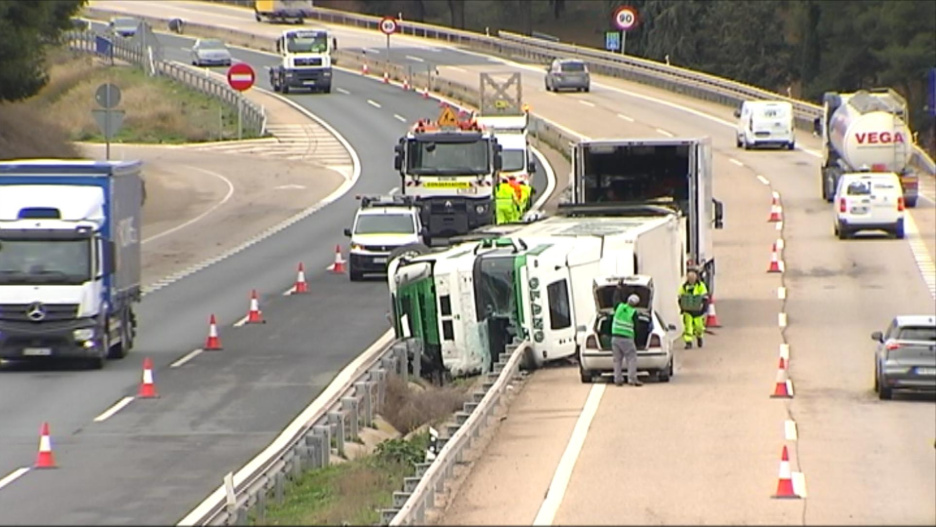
[445,66,467,73]
[775,238,785,251]
[389,187,400,195]
[529,146,557,213]
[757,175,771,186]
[281,286,296,296]
[393,114,407,122]
[785,419,798,441]
[170,348,205,367]
[655,128,674,137]
[729,158,744,167]
[780,343,790,360]
[616,113,634,122]
[336,87,350,94]
[779,312,788,328]
[792,472,808,498]
[533,384,606,526]
[0,468,30,492]
[142,166,235,245]
[367,99,381,108]
[233,315,249,328]
[904,212,936,299]
[178,329,396,525]
[365,48,380,54]
[93,396,135,422]
[778,286,786,300]
[404,55,424,62]
[578,100,595,107]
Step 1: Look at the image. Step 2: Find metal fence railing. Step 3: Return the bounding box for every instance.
[66,28,266,137]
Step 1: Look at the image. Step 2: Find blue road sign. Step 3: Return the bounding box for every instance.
[605,31,621,52]
[95,35,113,57]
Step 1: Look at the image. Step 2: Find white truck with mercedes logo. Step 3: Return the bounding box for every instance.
[0,160,144,369]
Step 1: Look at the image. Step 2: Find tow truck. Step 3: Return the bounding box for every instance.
[270,28,333,94]
[394,107,502,243]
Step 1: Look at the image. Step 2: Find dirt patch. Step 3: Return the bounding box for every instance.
[0,103,80,159]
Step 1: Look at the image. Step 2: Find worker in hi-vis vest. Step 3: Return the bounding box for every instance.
[517,180,533,216]
[611,292,643,387]
[495,177,519,224]
[678,268,710,349]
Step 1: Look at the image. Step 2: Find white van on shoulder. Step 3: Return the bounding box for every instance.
[833,172,905,240]
[734,101,795,150]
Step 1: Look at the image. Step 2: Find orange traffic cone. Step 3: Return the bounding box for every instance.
[705,296,721,328]
[34,422,56,469]
[205,314,222,350]
[422,87,429,99]
[329,245,346,274]
[293,262,309,294]
[382,71,389,84]
[362,63,369,75]
[769,203,783,222]
[402,78,410,91]
[138,357,158,399]
[771,368,794,398]
[773,446,800,499]
[767,243,784,273]
[246,289,264,324]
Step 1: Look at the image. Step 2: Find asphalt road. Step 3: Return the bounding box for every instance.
[73,2,936,524]
[0,28,546,526]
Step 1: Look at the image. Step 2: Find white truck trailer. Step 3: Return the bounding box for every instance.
[814,88,918,207]
[387,204,684,378]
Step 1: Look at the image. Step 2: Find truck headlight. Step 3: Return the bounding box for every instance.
[73,328,95,341]
[350,243,363,250]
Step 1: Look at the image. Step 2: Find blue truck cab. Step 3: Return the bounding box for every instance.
[0,159,144,369]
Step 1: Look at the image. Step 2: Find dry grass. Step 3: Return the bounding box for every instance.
[381,375,473,435]
[0,103,80,160]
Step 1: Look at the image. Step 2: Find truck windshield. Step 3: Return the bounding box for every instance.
[355,214,415,235]
[581,144,691,214]
[501,149,525,172]
[286,34,328,53]
[406,139,491,176]
[473,255,516,322]
[0,239,91,284]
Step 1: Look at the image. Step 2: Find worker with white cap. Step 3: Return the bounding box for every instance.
[611,291,643,387]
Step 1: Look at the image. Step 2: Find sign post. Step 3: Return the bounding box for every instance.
[379,16,399,67]
[612,6,639,55]
[226,62,256,141]
[93,83,124,160]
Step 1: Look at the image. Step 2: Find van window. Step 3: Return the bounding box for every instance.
[547,279,572,330]
[846,181,871,196]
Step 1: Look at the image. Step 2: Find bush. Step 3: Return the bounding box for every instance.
[381,376,470,434]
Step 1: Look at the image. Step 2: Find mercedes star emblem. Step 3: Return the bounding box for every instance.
[26,302,46,322]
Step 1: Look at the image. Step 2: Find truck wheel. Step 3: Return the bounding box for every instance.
[282,84,290,94]
[894,220,905,239]
[107,312,131,360]
[322,85,332,94]
[906,198,917,208]
[388,243,431,267]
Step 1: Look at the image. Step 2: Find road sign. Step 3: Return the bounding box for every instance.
[379,16,398,35]
[438,106,458,127]
[226,62,255,92]
[92,109,125,139]
[95,83,121,109]
[604,31,621,52]
[613,6,639,31]
[94,35,113,57]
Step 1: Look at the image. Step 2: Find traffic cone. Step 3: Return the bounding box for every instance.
[402,78,410,91]
[205,314,222,350]
[771,368,794,398]
[769,204,783,222]
[34,422,56,469]
[329,245,346,274]
[293,262,309,294]
[767,244,784,273]
[138,357,158,399]
[705,296,721,328]
[246,289,263,324]
[361,63,369,75]
[773,446,800,499]
[382,71,389,84]
[771,191,780,207]
[422,86,429,99]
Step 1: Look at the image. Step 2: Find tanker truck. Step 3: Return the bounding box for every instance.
[814,88,918,207]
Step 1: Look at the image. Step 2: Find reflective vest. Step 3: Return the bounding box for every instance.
[678,281,709,313]
[519,184,532,210]
[508,180,522,201]
[495,183,517,223]
[612,303,636,338]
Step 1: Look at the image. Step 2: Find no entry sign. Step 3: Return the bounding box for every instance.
[226,62,255,92]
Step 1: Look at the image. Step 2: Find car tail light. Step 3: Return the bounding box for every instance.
[839,198,847,213]
[585,335,598,349]
[885,340,900,351]
[648,334,661,348]
[897,196,904,212]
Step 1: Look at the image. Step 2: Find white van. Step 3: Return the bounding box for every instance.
[734,101,795,150]
[833,172,905,239]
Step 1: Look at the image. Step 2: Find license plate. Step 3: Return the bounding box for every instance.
[373,257,387,264]
[423,181,470,189]
[457,187,478,195]
[850,207,868,214]
[303,80,317,85]
[23,347,52,356]
[916,367,936,375]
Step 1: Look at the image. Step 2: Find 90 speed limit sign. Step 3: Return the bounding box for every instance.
[379,16,398,35]
[613,6,639,31]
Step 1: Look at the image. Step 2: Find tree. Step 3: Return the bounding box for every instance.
[0,0,86,102]
[446,0,466,29]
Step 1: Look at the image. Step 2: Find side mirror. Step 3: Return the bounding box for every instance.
[813,117,822,136]
[733,108,741,119]
[527,161,536,174]
[393,153,403,171]
[420,227,429,237]
[713,199,724,229]
[871,331,883,342]
[343,228,352,237]
[104,240,116,275]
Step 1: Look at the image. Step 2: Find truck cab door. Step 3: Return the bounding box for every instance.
[528,261,577,362]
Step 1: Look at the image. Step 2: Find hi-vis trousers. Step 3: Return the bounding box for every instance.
[682,313,705,342]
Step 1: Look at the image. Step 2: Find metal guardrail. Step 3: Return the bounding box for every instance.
[195,0,936,176]
[65,28,266,137]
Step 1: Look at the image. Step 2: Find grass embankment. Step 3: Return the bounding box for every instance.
[255,376,471,526]
[0,48,252,158]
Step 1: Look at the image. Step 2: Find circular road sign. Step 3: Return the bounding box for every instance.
[379,16,398,35]
[613,6,639,31]
[226,62,255,92]
[95,83,122,109]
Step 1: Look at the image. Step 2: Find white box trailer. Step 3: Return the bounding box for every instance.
[388,204,685,377]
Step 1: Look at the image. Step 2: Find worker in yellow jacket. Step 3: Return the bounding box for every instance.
[495,179,519,224]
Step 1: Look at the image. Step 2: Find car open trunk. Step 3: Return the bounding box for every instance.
[593,280,653,350]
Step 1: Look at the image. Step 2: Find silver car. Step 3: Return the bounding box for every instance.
[545,59,590,93]
[871,315,936,400]
[108,17,139,38]
[191,39,233,67]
